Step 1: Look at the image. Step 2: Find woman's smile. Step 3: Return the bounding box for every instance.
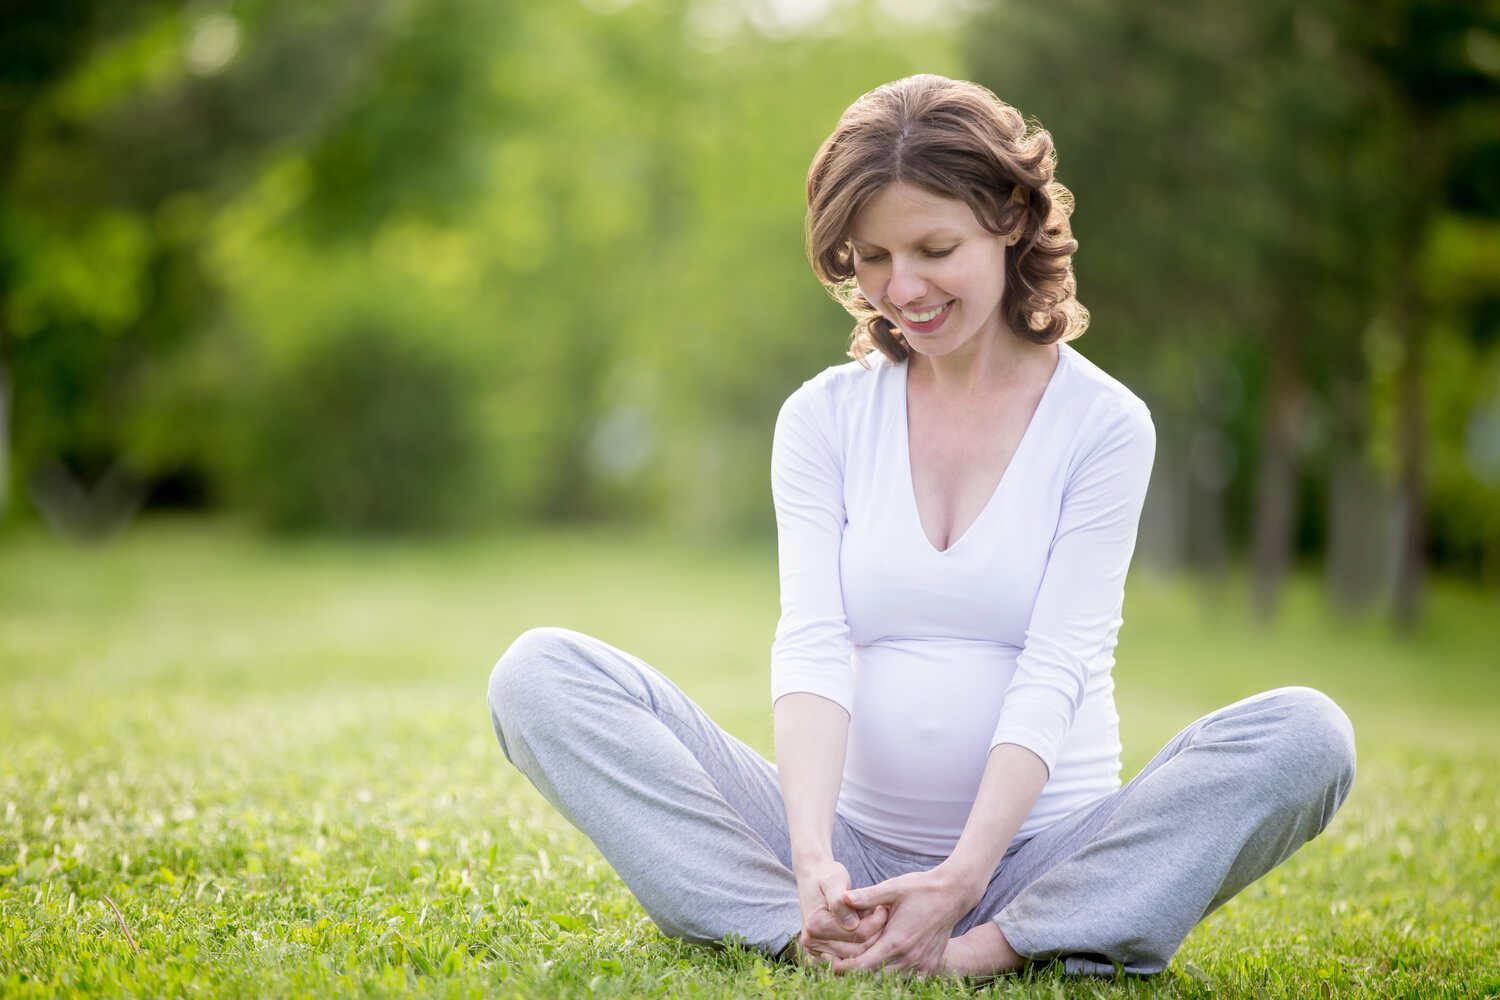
[893,300,953,334]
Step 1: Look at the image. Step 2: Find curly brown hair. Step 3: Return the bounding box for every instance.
[805,75,1088,363]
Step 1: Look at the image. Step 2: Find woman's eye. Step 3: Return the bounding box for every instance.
[852,247,952,264]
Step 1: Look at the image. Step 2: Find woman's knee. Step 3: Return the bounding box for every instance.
[486,626,590,726]
[1262,686,1357,809]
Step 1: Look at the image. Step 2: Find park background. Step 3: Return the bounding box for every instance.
[2,0,1498,997]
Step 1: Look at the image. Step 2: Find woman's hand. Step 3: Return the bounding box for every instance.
[794,857,889,964]
[827,743,1046,976]
[829,866,981,976]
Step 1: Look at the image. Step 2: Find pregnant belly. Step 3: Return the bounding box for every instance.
[843,639,1018,824]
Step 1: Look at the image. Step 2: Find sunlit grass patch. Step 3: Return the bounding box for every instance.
[2,519,1496,998]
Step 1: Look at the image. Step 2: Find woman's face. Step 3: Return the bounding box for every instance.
[849,181,1010,361]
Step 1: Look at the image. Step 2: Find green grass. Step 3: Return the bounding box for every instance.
[1,518,1497,998]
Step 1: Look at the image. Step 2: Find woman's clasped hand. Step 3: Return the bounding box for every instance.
[796,863,986,976]
[794,858,888,962]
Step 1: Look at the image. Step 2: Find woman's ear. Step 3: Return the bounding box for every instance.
[1004,185,1029,244]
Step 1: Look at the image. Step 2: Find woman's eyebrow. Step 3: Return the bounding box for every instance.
[849,230,963,249]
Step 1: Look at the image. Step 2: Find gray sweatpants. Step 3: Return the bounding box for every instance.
[486,627,1356,975]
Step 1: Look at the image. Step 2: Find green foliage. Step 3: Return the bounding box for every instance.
[0,0,402,523]
[227,323,478,533]
[5,209,152,339]
[0,522,1496,997]
[2,0,964,535]
[2,0,1497,581]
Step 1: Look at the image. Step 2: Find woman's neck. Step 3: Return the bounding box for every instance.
[909,329,1058,399]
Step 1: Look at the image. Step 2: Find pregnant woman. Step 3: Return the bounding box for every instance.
[486,74,1355,977]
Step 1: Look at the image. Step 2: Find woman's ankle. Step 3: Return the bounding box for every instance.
[943,920,1024,977]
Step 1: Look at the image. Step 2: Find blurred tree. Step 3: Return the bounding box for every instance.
[197,0,961,533]
[1347,0,1500,624]
[233,321,477,532]
[965,0,1370,615]
[2,0,388,533]
[965,0,1500,622]
[11,0,1491,568]
[0,0,146,521]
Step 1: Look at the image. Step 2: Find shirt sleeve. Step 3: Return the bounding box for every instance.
[768,378,855,714]
[990,393,1157,773]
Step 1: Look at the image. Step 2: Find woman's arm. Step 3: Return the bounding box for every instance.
[987,394,1156,775]
[770,380,887,960]
[774,692,851,871]
[775,692,887,960]
[940,743,1050,895]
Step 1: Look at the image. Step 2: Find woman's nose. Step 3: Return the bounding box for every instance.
[886,259,926,305]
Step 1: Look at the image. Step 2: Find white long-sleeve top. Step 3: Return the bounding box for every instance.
[770,342,1156,856]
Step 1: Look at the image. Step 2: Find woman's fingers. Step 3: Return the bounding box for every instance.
[820,876,861,930]
[807,898,888,943]
[798,929,875,961]
[853,903,889,942]
[825,868,968,977]
[829,879,953,976]
[834,936,940,976]
[801,901,890,962]
[796,866,902,964]
[842,877,904,911]
[803,905,862,943]
[832,937,902,973]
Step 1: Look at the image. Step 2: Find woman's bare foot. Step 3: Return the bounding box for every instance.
[941,921,1025,977]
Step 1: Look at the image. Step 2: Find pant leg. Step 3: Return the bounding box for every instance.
[488,627,855,955]
[964,686,1356,975]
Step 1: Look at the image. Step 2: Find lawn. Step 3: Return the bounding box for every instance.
[1,519,1497,998]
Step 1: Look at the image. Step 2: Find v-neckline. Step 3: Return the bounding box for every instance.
[899,344,1068,555]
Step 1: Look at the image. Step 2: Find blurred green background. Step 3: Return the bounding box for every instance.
[3,5,1499,994]
[2,0,1498,625]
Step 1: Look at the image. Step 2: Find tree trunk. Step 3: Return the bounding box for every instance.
[1389,103,1438,630]
[1252,336,1302,621]
[1392,279,1426,628]
[1135,436,1189,571]
[1325,446,1395,614]
[1189,427,1230,576]
[0,327,10,523]
[1324,373,1391,614]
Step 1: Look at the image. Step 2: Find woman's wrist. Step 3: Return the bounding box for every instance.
[791,844,836,877]
[934,855,991,911]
